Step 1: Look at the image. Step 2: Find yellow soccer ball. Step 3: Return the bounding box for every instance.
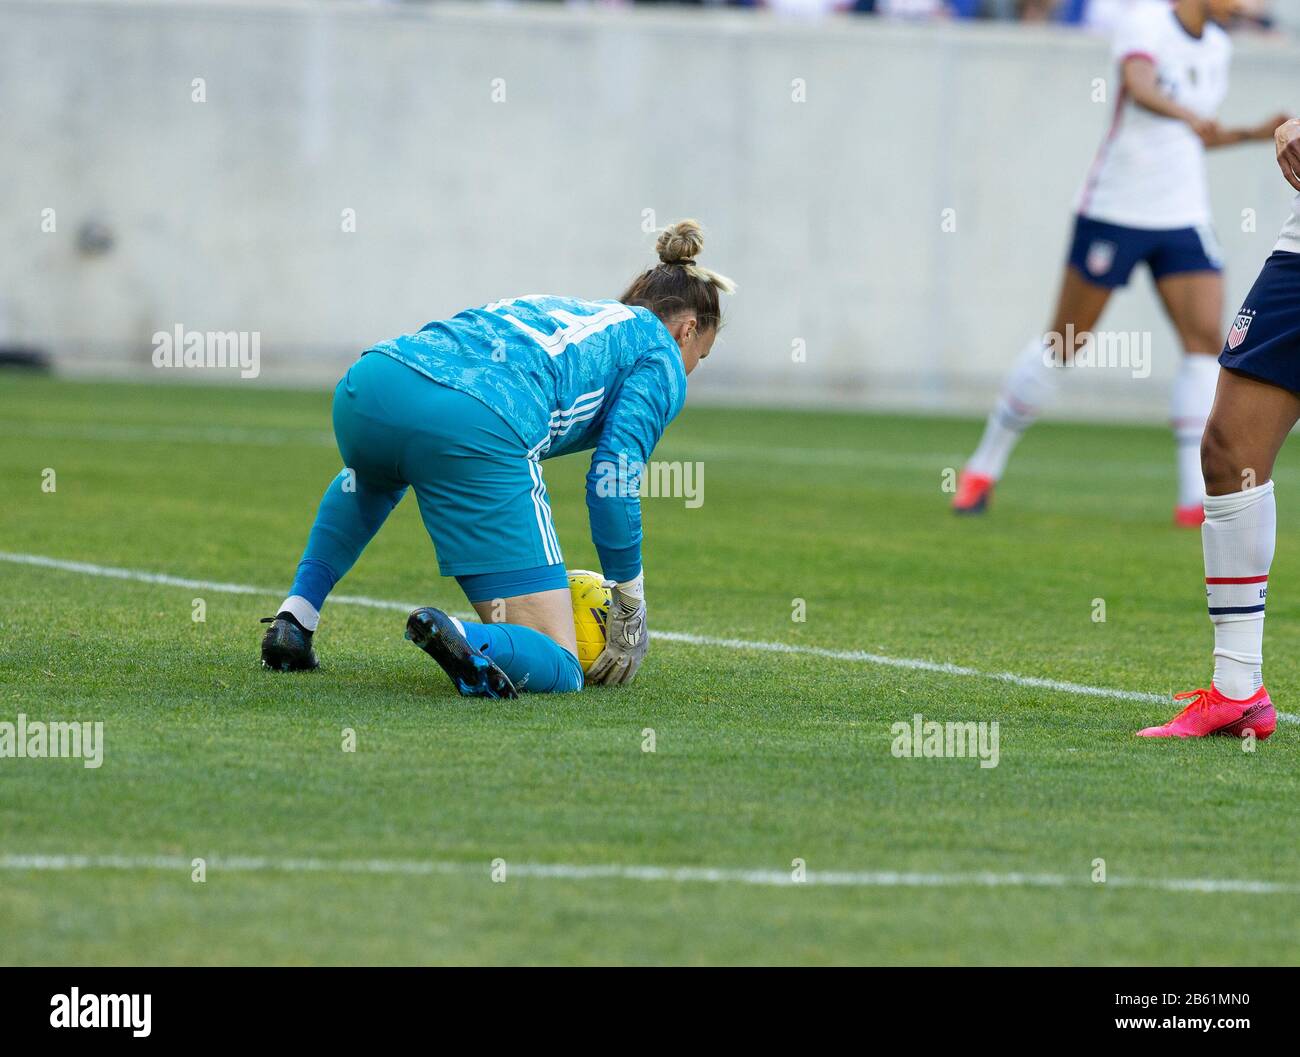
[567,569,611,673]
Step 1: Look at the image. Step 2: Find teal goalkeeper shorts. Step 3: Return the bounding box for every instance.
[332,351,567,599]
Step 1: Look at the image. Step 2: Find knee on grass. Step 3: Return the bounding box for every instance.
[463,619,585,693]
[513,638,583,694]
[552,646,585,694]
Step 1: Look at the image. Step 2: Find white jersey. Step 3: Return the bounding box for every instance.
[1077,2,1231,230]
[1276,194,1300,254]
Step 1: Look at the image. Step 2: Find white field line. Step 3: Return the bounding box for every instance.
[0,853,1296,895]
[1,550,1296,723]
[0,551,418,613]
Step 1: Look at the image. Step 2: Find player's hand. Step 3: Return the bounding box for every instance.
[1190,117,1222,148]
[587,578,647,686]
[1275,118,1300,192]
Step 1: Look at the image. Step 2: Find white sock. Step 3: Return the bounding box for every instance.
[1171,355,1219,508]
[967,337,1063,480]
[278,594,320,632]
[1202,481,1274,700]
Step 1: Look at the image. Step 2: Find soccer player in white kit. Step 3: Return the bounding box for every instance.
[1136,119,1300,739]
[953,0,1286,526]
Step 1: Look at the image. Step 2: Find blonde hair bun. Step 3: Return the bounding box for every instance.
[656,219,705,266]
[619,218,735,327]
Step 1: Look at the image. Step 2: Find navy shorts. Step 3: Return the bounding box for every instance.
[1068,215,1222,288]
[1218,250,1300,394]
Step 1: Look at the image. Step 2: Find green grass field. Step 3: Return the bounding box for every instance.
[2,372,1298,965]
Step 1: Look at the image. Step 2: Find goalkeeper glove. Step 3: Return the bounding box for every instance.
[587,572,647,686]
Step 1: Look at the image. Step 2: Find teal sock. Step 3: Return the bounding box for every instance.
[460,622,583,694]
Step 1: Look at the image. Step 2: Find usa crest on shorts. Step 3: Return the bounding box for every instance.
[1085,240,1117,277]
[1226,311,1254,350]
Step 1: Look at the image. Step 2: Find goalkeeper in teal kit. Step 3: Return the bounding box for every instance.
[260,221,733,696]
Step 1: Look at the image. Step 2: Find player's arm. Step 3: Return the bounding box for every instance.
[1203,112,1292,149]
[1276,117,1300,192]
[1119,56,1219,143]
[582,357,680,685]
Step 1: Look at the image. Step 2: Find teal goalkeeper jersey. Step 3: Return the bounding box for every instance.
[367,295,687,581]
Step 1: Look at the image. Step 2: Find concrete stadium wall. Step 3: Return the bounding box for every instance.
[4,0,1299,418]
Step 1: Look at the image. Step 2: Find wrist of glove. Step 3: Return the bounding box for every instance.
[586,575,648,686]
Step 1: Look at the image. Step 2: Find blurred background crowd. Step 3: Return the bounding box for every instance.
[383,0,1286,32]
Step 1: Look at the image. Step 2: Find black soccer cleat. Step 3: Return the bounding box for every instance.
[260,612,319,672]
[405,607,518,699]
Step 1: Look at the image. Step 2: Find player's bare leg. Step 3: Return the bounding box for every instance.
[1156,270,1224,526]
[1139,369,1298,738]
[955,267,1112,513]
[471,588,578,656]
[1045,266,1116,352]
[1202,368,1300,494]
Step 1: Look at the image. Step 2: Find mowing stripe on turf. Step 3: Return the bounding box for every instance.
[0,853,1296,894]
[2,550,1297,723]
[8,418,1276,483]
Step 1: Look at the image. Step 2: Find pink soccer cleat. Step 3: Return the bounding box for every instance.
[1136,685,1276,740]
[1174,505,1205,528]
[952,470,994,515]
